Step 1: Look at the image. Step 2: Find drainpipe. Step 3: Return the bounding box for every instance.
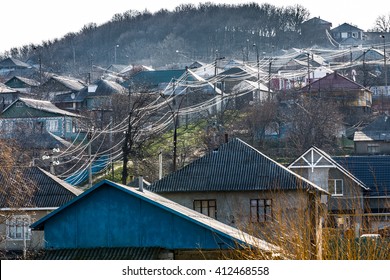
[139,175,143,192]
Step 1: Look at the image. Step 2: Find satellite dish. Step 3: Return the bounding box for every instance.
[70,93,75,99]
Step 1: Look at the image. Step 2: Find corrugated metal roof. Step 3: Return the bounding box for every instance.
[0,167,82,209]
[122,69,186,89]
[333,156,390,197]
[0,57,31,68]
[50,75,86,91]
[6,76,40,87]
[16,98,82,118]
[37,247,161,260]
[0,82,18,93]
[147,138,325,193]
[81,79,126,97]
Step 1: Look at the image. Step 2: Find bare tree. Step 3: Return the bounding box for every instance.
[0,140,36,251]
[282,96,343,156]
[370,13,390,32]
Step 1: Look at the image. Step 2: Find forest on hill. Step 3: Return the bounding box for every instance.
[1,2,316,76]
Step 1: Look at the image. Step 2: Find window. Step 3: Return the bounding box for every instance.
[250,199,272,223]
[193,199,216,219]
[6,215,31,240]
[15,101,24,107]
[367,144,379,154]
[46,119,59,132]
[328,179,343,196]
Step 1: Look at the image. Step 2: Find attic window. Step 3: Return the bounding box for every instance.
[328,179,343,196]
[16,101,24,107]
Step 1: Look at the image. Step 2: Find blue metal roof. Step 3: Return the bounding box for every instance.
[333,156,390,197]
[147,138,325,193]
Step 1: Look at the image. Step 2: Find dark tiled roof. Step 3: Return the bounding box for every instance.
[0,167,82,208]
[147,138,324,193]
[36,247,161,260]
[331,23,363,33]
[300,71,369,92]
[333,156,390,197]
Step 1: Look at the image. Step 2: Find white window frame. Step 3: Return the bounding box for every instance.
[46,119,59,132]
[6,215,32,240]
[328,179,343,196]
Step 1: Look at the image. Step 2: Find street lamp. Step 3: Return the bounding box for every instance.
[114,44,119,64]
[381,35,387,112]
[253,43,260,101]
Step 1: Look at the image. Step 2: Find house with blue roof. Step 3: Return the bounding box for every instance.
[31,180,279,260]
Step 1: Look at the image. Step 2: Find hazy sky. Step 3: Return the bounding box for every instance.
[1,0,389,54]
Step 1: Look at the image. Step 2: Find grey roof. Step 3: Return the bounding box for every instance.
[13,97,81,118]
[37,247,161,260]
[81,79,126,97]
[6,76,40,87]
[0,57,31,68]
[354,115,390,142]
[147,138,326,193]
[232,80,270,93]
[49,75,86,91]
[0,167,82,209]
[0,82,18,93]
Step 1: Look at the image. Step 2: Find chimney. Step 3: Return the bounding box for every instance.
[138,175,144,192]
[224,133,229,143]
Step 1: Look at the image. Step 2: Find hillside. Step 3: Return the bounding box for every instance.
[0,2,318,76]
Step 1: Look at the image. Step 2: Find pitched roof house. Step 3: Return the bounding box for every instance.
[300,71,372,110]
[331,23,365,47]
[353,114,390,154]
[146,138,327,248]
[288,146,369,236]
[4,76,40,93]
[0,167,81,256]
[31,180,279,260]
[0,97,83,142]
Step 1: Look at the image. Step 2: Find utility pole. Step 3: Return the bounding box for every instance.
[122,86,132,185]
[307,52,311,93]
[268,59,272,101]
[253,43,260,101]
[381,35,387,113]
[88,129,93,188]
